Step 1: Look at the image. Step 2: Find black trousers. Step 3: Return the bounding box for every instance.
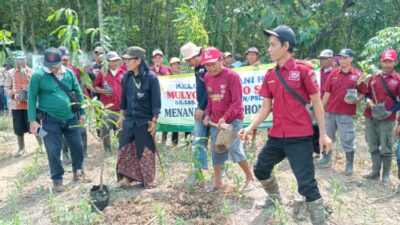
[253,136,321,202]
[12,109,29,135]
[312,125,320,154]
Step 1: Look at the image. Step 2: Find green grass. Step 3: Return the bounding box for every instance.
[0,116,12,131]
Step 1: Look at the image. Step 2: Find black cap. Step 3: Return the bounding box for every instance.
[338,48,354,57]
[44,47,62,68]
[263,25,296,47]
[123,46,146,59]
[58,46,70,59]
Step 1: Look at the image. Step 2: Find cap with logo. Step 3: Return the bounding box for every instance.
[201,47,222,65]
[380,49,397,62]
[58,46,70,60]
[338,48,354,57]
[106,51,121,61]
[263,25,296,47]
[180,42,201,60]
[123,46,146,60]
[44,47,62,68]
[244,47,260,56]
[152,49,164,57]
[169,57,181,64]
[318,49,334,59]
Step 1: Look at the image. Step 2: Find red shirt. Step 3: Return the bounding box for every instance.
[68,64,82,84]
[119,63,127,72]
[67,64,90,96]
[320,67,333,97]
[361,71,400,121]
[93,68,124,111]
[149,65,172,76]
[259,57,319,138]
[323,67,364,115]
[205,67,244,123]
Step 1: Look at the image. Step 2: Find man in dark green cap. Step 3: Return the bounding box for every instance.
[28,47,91,192]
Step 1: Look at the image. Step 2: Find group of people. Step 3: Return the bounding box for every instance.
[315,47,400,187]
[1,23,400,225]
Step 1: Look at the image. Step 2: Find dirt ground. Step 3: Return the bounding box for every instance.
[0,116,400,225]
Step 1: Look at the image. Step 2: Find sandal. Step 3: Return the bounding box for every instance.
[242,179,256,192]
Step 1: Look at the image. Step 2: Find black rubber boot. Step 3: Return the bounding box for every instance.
[345,151,354,176]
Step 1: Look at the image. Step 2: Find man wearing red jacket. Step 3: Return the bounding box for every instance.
[362,49,400,184]
[93,51,125,153]
[202,47,254,192]
[240,25,332,225]
[319,48,365,176]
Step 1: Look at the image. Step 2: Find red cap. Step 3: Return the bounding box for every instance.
[380,49,397,62]
[201,47,221,65]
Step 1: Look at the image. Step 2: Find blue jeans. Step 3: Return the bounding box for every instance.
[42,114,84,182]
[193,119,208,169]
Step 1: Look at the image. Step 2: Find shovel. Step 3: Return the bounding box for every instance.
[90,132,110,211]
[209,122,237,153]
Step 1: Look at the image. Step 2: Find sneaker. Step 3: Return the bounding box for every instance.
[52,180,65,192]
[73,170,92,183]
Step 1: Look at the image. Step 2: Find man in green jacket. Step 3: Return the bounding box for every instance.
[28,47,91,192]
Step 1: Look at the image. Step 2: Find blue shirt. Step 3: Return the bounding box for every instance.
[195,65,208,111]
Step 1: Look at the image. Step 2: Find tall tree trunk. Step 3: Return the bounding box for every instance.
[77,0,88,52]
[28,2,37,53]
[164,0,171,57]
[19,2,25,52]
[128,0,133,27]
[97,0,104,46]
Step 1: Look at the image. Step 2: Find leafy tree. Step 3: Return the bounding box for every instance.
[361,27,400,71]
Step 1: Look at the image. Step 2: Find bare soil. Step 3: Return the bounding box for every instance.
[0,117,399,225]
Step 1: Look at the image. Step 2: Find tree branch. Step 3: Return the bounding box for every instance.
[307,0,356,56]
